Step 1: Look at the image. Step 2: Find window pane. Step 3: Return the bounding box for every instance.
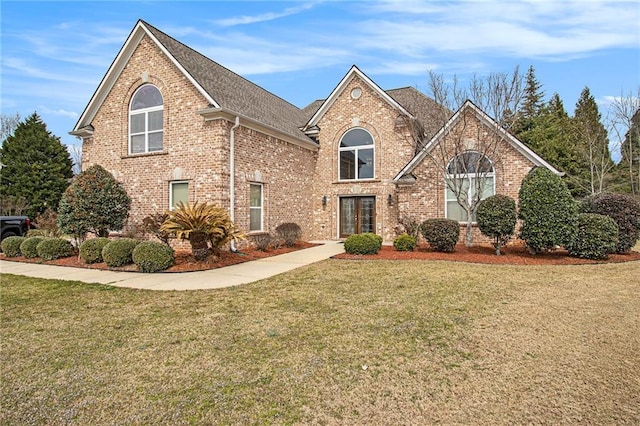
[479,176,494,199]
[148,131,163,152]
[250,209,262,231]
[340,128,373,147]
[131,85,163,110]
[357,148,374,179]
[340,150,355,180]
[171,182,188,209]
[447,200,468,222]
[250,184,262,207]
[148,110,163,131]
[130,135,145,153]
[130,113,145,134]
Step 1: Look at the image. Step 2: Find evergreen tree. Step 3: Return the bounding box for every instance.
[572,87,614,196]
[619,108,640,194]
[513,65,545,136]
[0,113,74,219]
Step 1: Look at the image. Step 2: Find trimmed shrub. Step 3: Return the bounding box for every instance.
[79,237,111,264]
[252,233,272,251]
[1,236,26,257]
[132,241,175,273]
[421,219,459,252]
[393,233,416,251]
[567,213,619,260]
[275,223,302,247]
[344,233,382,255]
[36,238,74,260]
[582,193,640,253]
[102,238,140,267]
[20,236,46,258]
[477,195,517,255]
[518,167,578,253]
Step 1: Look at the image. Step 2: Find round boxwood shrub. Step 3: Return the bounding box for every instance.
[1,236,26,257]
[477,194,517,255]
[567,213,619,260]
[518,167,578,254]
[102,238,140,267]
[36,238,75,260]
[344,233,382,255]
[581,193,640,253]
[393,233,416,251]
[79,237,111,264]
[421,218,459,252]
[20,236,46,258]
[132,241,175,273]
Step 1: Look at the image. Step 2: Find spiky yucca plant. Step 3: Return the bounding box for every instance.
[160,201,244,260]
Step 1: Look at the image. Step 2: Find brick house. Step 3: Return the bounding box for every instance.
[72,20,558,243]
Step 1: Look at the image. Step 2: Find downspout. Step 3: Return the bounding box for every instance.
[229,116,240,252]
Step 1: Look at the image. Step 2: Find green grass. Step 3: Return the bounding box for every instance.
[2,259,639,424]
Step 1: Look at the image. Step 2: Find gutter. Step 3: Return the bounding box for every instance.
[229,116,240,252]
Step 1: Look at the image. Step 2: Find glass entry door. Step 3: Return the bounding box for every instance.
[340,196,375,237]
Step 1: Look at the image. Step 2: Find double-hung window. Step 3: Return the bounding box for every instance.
[445,151,495,222]
[129,84,163,154]
[249,183,263,232]
[339,128,374,180]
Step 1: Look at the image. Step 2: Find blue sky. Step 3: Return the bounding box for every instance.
[1,0,639,156]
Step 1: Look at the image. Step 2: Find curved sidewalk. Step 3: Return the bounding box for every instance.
[0,241,344,291]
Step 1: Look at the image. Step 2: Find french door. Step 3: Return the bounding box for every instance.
[340,196,375,237]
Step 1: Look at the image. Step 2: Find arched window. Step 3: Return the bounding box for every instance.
[445,151,495,222]
[129,84,163,154]
[339,128,374,180]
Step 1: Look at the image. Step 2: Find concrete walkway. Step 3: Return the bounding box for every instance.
[0,241,344,291]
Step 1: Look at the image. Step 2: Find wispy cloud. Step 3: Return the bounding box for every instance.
[38,106,79,119]
[214,2,319,27]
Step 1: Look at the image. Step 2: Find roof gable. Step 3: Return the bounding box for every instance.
[303,66,414,130]
[393,100,561,181]
[73,20,313,144]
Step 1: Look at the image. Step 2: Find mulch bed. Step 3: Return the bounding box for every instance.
[333,243,640,265]
[2,241,639,273]
[0,242,319,273]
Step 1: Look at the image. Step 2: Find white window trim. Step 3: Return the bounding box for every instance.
[249,183,263,232]
[444,152,495,224]
[169,180,189,210]
[129,85,164,155]
[338,127,375,181]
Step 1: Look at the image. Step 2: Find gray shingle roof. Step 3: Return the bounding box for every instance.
[385,87,449,140]
[142,21,313,143]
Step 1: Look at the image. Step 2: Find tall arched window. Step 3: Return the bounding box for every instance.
[129,84,163,154]
[339,128,374,180]
[445,151,495,222]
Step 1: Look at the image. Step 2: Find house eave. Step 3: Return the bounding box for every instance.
[69,126,94,138]
[197,107,318,151]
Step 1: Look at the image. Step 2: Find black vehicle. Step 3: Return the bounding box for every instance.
[0,216,31,241]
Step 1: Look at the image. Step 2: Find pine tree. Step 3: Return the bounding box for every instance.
[513,65,545,137]
[572,87,614,196]
[0,113,74,219]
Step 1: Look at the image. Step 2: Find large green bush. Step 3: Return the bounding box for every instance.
[1,236,26,257]
[477,195,517,255]
[102,238,140,267]
[132,241,175,273]
[20,236,46,258]
[581,193,640,253]
[567,213,619,260]
[79,237,111,264]
[36,238,74,260]
[393,234,416,251]
[275,223,302,247]
[518,167,578,253]
[344,233,382,255]
[57,164,131,238]
[421,219,459,252]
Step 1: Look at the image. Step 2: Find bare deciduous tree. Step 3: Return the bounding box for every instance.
[424,67,524,246]
[1,113,21,142]
[608,88,640,194]
[68,142,83,175]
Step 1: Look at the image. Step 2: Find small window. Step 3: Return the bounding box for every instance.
[339,128,374,180]
[445,151,495,222]
[170,181,188,210]
[249,183,263,232]
[129,84,163,154]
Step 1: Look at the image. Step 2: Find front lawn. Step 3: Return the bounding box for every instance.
[2,259,639,424]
